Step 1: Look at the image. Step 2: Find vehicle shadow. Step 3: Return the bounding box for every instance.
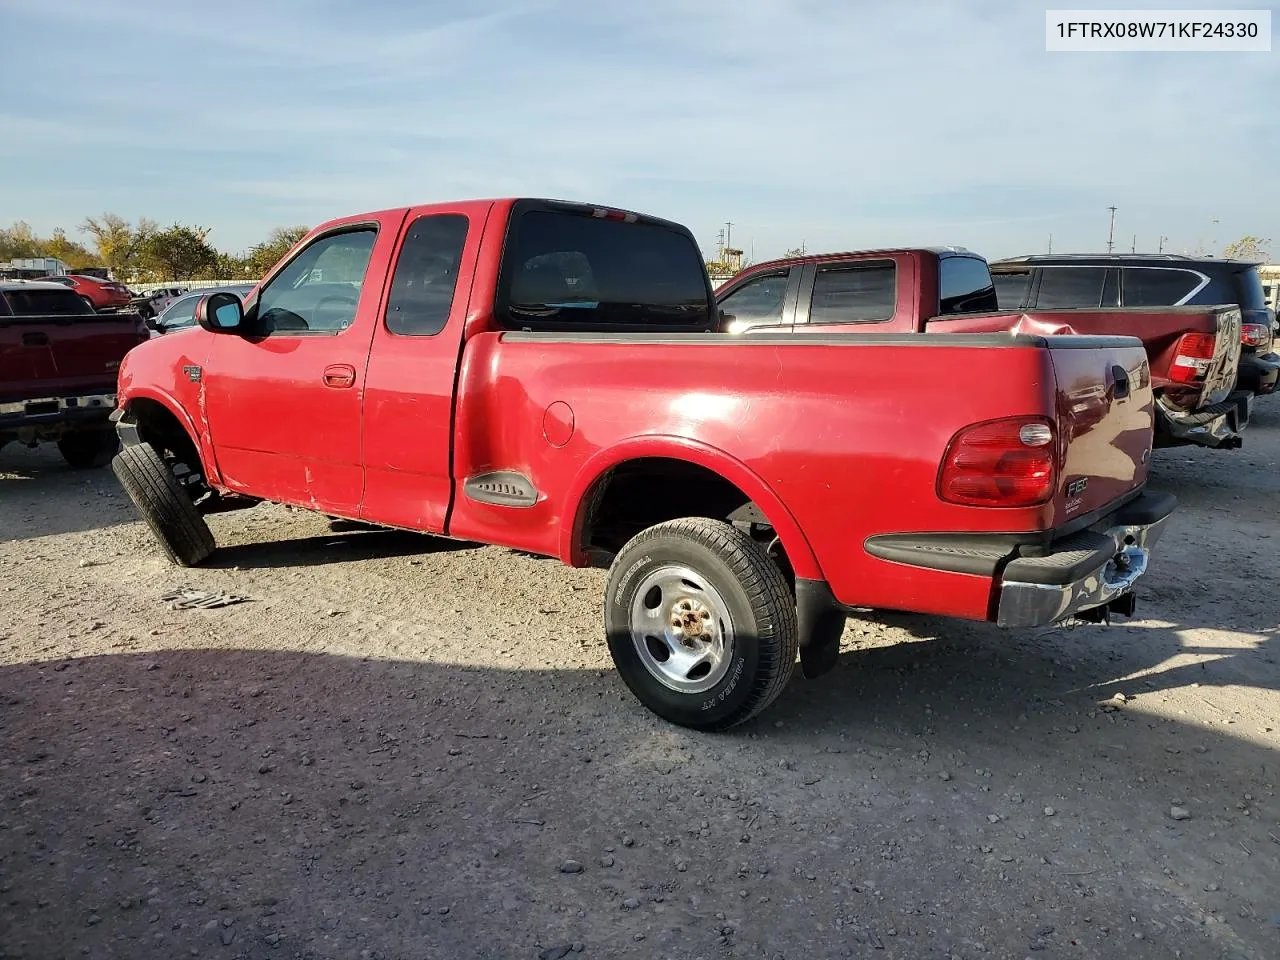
[203,527,481,571]
[3,640,1277,960]
[0,444,134,541]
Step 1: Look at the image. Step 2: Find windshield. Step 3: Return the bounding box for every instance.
[499,206,711,330]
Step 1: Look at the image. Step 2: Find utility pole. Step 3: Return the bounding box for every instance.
[715,228,724,261]
[1048,233,1053,253]
[1106,206,1117,253]
[1210,218,1220,255]
[1158,235,1167,253]
[1131,234,1137,253]
[724,222,733,256]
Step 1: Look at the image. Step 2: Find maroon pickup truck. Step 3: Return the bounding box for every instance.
[0,281,145,467]
[717,248,1249,450]
[110,199,1175,730]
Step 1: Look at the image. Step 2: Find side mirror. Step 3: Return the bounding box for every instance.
[196,292,243,333]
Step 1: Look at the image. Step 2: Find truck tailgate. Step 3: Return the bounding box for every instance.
[1046,337,1154,526]
[0,315,144,402]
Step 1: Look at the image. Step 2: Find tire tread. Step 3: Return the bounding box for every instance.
[111,442,215,566]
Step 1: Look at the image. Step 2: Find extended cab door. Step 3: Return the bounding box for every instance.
[792,254,917,332]
[359,205,488,532]
[201,211,407,516]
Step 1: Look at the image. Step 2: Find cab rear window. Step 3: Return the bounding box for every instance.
[498,204,712,331]
[1,288,97,316]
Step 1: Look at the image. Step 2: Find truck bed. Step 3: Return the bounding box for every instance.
[1,312,146,404]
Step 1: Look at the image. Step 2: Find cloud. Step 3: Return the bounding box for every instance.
[0,0,1274,258]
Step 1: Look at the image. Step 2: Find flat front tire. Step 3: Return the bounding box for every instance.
[112,441,215,566]
[604,518,797,731]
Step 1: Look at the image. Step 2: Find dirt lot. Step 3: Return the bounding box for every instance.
[2,410,1278,960]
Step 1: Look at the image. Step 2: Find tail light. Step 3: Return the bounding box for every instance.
[1169,333,1216,384]
[1241,323,1270,348]
[938,416,1056,508]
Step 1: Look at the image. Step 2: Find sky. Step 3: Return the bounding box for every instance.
[0,0,1276,263]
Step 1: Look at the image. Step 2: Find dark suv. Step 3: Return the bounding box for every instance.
[989,254,1280,396]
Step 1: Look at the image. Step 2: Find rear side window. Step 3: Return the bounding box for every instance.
[1233,267,1267,310]
[500,207,711,330]
[1121,268,1202,306]
[717,271,789,325]
[809,262,896,324]
[938,256,997,315]
[1,288,96,316]
[385,214,469,336]
[992,270,1031,309]
[1034,267,1107,308]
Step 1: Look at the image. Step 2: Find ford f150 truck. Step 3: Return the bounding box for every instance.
[109,199,1175,730]
[1,281,145,467]
[717,248,1248,450]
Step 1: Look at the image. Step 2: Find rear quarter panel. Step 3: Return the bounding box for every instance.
[449,332,1077,620]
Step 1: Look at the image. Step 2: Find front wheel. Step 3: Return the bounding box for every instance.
[111,441,215,566]
[604,518,797,731]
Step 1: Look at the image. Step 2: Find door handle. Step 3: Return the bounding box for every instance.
[322,364,356,389]
[1111,364,1130,400]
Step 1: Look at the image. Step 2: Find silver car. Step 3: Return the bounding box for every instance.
[149,285,256,337]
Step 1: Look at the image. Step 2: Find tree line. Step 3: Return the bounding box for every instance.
[0,215,310,282]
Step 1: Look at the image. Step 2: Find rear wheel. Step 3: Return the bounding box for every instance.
[604,518,797,731]
[111,441,215,566]
[57,429,118,469]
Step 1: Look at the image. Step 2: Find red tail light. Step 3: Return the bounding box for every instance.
[938,416,1057,508]
[1169,332,1216,384]
[1241,323,1270,348]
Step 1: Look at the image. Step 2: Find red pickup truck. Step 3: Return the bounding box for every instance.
[717,248,1249,450]
[110,199,1175,730]
[1,281,144,467]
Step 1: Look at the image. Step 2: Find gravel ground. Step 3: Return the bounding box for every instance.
[2,408,1279,960]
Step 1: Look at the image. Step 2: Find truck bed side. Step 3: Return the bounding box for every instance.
[447,331,1152,622]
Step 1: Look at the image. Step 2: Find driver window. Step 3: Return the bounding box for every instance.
[251,228,377,336]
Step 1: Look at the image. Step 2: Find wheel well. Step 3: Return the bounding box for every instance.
[580,457,795,583]
[127,399,204,474]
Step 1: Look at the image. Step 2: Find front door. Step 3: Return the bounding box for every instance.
[202,211,407,517]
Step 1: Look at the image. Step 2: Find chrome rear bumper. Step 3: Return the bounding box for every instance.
[996,493,1176,628]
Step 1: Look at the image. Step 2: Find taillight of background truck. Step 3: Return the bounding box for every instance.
[1169,333,1216,384]
[1241,323,1270,348]
[937,416,1057,507]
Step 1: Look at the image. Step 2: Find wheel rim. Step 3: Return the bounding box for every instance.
[629,565,734,695]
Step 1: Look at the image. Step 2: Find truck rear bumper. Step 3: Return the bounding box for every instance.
[0,393,117,441]
[995,491,1176,628]
[1155,391,1251,450]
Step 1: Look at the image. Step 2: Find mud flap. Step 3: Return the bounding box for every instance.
[796,579,846,679]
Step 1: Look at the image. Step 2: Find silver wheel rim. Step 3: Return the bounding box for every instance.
[629,565,735,695]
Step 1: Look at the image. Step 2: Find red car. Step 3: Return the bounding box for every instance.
[44,274,133,311]
[109,198,1174,730]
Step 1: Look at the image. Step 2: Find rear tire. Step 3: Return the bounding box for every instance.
[604,518,797,731]
[57,429,119,469]
[111,441,215,566]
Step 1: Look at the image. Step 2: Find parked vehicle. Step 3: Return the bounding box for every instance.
[718,247,1249,451]
[989,254,1279,398]
[42,274,133,312]
[110,199,1174,730]
[128,286,187,321]
[147,284,256,337]
[0,281,146,467]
